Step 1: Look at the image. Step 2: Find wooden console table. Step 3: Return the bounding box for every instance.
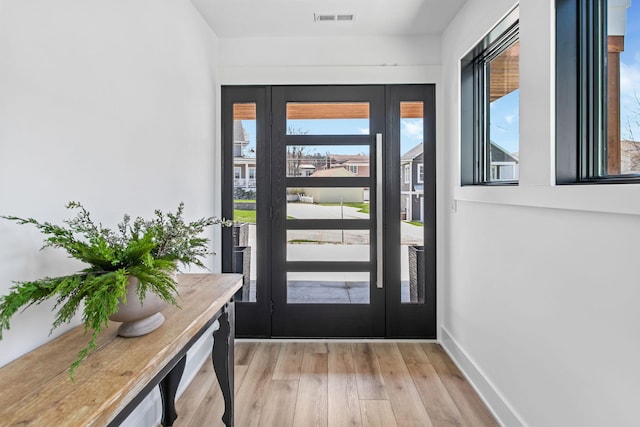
[0,273,242,427]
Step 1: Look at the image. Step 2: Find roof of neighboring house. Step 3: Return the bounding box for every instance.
[310,167,356,178]
[401,143,423,162]
[233,120,250,144]
[490,141,519,163]
[329,154,370,163]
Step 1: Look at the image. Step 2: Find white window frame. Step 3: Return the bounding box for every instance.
[417,164,424,183]
[404,164,410,183]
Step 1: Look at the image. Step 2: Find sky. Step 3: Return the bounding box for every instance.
[490,89,520,154]
[240,118,423,157]
[620,1,640,141]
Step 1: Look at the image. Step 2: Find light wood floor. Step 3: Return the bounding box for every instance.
[174,341,499,427]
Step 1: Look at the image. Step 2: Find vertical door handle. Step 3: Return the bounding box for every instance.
[376,133,383,289]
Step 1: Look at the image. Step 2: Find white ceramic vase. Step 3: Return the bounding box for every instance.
[109,275,169,337]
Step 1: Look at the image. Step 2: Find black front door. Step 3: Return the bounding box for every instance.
[270,85,385,336]
[222,85,436,338]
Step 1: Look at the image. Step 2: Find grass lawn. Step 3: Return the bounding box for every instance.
[234,210,296,223]
[234,209,256,224]
[234,199,256,203]
[318,202,370,214]
[405,220,423,227]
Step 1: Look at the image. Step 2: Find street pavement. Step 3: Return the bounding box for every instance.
[240,202,424,304]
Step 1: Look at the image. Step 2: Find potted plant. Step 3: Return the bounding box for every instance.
[0,201,232,378]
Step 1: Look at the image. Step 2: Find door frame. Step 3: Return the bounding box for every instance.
[221,84,436,338]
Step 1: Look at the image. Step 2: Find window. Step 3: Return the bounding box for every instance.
[234,167,241,180]
[557,0,639,183]
[404,164,411,183]
[461,7,519,185]
[348,165,358,174]
[417,164,424,183]
[248,167,256,180]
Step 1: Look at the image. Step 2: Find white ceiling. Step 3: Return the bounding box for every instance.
[192,0,466,38]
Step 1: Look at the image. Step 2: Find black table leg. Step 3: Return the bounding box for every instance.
[159,354,187,427]
[213,301,235,427]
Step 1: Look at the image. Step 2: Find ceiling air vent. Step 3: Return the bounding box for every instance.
[314,13,356,23]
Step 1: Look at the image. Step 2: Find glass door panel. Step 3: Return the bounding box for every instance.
[286,187,370,219]
[399,101,426,304]
[287,102,370,135]
[285,145,370,178]
[232,103,258,302]
[287,272,370,304]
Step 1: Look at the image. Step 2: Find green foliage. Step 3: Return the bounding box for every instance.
[0,202,231,379]
[234,187,256,200]
[128,202,233,269]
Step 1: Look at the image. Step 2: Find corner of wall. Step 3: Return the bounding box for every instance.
[440,327,526,427]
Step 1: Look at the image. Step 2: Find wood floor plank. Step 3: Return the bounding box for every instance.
[327,343,362,427]
[421,344,498,427]
[374,343,434,427]
[175,342,498,427]
[305,342,329,353]
[234,365,249,397]
[397,342,432,365]
[177,365,225,427]
[360,400,398,427]
[173,360,217,427]
[175,363,246,427]
[398,343,466,427]
[235,341,258,366]
[258,380,299,427]
[235,343,282,427]
[273,342,305,380]
[292,352,329,427]
[351,343,388,400]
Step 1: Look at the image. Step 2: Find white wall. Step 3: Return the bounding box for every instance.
[0,0,220,384]
[442,0,640,426]
[218,34,441,85]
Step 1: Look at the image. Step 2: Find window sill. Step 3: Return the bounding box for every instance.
[453,183,640,216]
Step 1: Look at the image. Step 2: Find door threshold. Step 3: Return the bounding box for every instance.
[236,338,439,343]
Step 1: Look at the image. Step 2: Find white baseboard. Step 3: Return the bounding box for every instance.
[440,327,526,427]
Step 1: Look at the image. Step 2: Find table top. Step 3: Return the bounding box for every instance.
[0,273,242,426]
